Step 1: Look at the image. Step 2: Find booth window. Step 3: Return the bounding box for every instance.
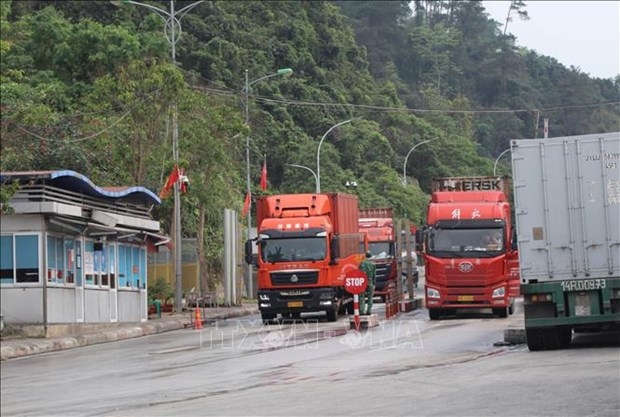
[1,234,40,284]
[47,234,72,284]
[84,240,111,288]
[117,243,145,289]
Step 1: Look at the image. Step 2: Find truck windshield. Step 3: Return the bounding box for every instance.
[261,237,327,263]
[428,228,504,257]
[368,242,394,259]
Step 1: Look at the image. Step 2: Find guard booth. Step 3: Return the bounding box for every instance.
[0,170,168,333]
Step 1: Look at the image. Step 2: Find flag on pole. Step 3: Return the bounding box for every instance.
[159,164,180,199]
[179,168,189,194]
[242,191,251,217]
[260,156,268,191]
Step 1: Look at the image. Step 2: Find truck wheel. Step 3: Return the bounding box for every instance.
[508,300,515,315]
[428,309,442,320]
[557,327,572,348]
[261,313,276,325]
[526,327,571,351]
[493,307,509,318]
[325,306,338,322]
[346,301,354,315]
[525,328,546,351]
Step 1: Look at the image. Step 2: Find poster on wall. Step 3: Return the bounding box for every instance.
[84,251,94,275]
[93,250,100,274]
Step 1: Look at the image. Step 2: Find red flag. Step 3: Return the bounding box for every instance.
[260,157,267,191]
[242,191,251,217]
[159,164,180,199]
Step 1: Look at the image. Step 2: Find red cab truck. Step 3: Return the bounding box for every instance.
[245,193,365,323]
[358,208,397,300]
[416,176,520,320]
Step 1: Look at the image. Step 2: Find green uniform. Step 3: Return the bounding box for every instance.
[359,258,376,315]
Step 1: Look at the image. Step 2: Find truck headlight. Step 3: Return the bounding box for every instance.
[427,287,440,299]
[492,286,506,298]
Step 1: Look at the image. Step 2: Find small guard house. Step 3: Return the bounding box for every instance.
[0,170,168,330]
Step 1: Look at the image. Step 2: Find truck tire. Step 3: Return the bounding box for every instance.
[428,309,442,320]
[261,312,276,325]
[526,327,572,351]
[346,301,354,315]
[325,306,338,322]
[493,307,509,318]
[508,300,515,315]
[557,327,572,348]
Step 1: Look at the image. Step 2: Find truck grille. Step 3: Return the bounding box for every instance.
[375,263,391,282]
[270,271,318,286]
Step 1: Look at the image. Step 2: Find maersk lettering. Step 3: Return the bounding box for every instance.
[437,179,502,192]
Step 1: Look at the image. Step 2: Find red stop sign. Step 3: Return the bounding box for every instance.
[344,269,368,294]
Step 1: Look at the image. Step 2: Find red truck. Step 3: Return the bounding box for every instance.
[416,176,520,320]
[358,208,397,300]
[245,193,365,323]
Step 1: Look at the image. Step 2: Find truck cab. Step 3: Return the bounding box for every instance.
[246,193,364,323]
[418,183,520,320]
[358,208,397,300]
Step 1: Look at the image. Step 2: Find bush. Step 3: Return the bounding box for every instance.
[148,277,173,302]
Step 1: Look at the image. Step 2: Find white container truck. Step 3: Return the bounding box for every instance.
[511,132,620,351]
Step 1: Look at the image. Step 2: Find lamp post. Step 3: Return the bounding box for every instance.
[114,0,205,313]
[243,67,292,297]
[493,148,511,176]
[316,117,362,193]
[285,163,319,193]
[402,137,440,186]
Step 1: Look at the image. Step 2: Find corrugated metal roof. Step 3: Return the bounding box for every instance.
[0,170,161,206]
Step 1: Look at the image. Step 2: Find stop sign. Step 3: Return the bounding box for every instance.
[344,269,368,294]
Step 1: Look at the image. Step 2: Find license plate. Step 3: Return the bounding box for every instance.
[561,279,607,292]
[457,295,474,302]
[287,301,303,308]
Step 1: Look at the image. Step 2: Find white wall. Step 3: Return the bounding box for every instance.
[0,287,44,324]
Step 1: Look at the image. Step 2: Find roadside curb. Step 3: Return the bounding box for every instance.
[1,306,259,361]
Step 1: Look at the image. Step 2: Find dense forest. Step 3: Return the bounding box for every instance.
[1,0,618,282]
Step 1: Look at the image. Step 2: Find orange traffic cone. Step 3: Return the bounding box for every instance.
[194,307,203,330]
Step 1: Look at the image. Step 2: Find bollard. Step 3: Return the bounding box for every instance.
[153,300,161,318]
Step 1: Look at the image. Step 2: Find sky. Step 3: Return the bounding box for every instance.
[482,1,620,79]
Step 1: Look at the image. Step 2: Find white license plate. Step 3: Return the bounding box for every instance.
[561,279,606,292]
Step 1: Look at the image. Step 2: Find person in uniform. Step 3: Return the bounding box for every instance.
[359,251,376,315]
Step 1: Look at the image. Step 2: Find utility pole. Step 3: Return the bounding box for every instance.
[116,0,205,312]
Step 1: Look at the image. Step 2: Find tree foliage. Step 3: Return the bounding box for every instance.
[2,0,618,282]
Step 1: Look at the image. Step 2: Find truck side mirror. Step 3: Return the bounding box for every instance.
[511,228,518,251]
[415,229,423,244]
[330,235,340,264]
[244,240,253,264]
[415,229,424,252]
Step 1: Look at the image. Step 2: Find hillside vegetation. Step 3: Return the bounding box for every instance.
[1,0,618,279]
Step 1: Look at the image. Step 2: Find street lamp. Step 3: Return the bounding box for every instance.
[493,148,511,176]
[285,163,319,193]
[114,0,205,313]
[316,117,362,193]
[402,137,440,186]
[243,67,293,297]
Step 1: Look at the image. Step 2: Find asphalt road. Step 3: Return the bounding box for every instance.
[1,299,618,417]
